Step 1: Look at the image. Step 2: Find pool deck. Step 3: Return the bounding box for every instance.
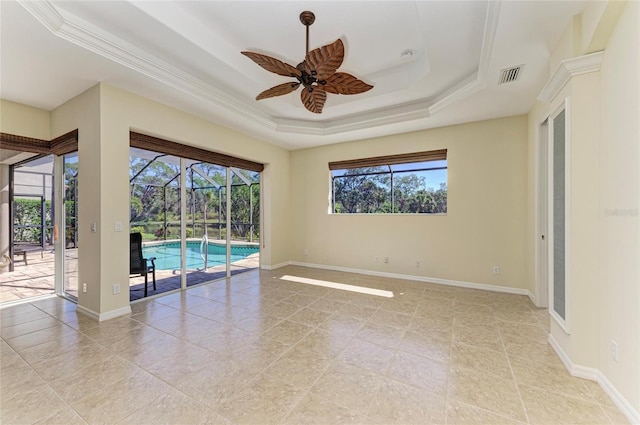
[129,253,259,301]
[1,247,259,304]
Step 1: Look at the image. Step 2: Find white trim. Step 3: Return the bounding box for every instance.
[548,334,640,425]
[538,51,604,103]
[534,117,550,308]
[564,97,572,333]
[0,293,59,309]
[290,261,534,298]
[547,332,573,372]
[76,304,131,322]
[428,0,501,115]
[75,304,99,320]
[599,374,640,425]
[17,0,501,139]
[274,100,432,136]
[261,261,292,271]
[548,100,571,334]
[17,0,274,131]
[526,291,536,305]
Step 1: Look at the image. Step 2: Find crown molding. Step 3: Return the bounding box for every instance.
[274,100,432,136]
[19,0,501,140]
[17,0,275,130]
[538,51,604,103]
[428,1,500,115]
[274,1,501,135]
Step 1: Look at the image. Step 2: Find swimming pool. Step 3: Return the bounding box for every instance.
[142,240,259,270]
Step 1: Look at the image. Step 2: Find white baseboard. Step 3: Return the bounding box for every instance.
[76,304,100,320]
[598,373,640,425]
[77,304,131,322]
[288,261,534,298]
[261,261,291,270]
[549,333,640,424]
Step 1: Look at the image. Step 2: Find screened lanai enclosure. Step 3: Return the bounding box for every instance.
[1,152,79,303]
[129,147,260,300]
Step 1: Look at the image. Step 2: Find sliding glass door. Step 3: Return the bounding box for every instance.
[129,148,260,300]
[129,148,182,300]
[62,152,79,298]
[229,168,260,276]
[185,160,228,286]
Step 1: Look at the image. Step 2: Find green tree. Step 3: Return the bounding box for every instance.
[333,168,447,214]
[334,167,390,213]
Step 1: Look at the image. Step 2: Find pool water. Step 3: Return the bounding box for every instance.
[142,241,258,270]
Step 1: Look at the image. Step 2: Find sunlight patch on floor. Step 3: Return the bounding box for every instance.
[279,275,394,298]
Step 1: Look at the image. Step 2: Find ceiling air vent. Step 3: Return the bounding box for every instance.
[498,65,523,84]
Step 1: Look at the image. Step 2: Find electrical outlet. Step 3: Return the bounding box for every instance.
[113,283,120,295]
[493,266,500,275]
[611,340,619,362]
[303,249,308,256]
[384,257,389,264]
[416,261,420,268]
[114,221,122,232]
[82,283,87,293]
[375,256,379,263]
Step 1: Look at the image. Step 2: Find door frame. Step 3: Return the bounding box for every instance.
[548,98,571,334]
[534,117,549,308]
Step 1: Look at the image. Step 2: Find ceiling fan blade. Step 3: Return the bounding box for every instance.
[300,86,327,114]
[241,52,302,77]
[323,72,373,95]
[256,82,301,100]
[305,39,344,81]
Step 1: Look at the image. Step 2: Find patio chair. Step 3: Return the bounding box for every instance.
[130,232,156,297]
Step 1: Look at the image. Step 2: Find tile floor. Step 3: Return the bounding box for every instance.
[0,266,630,425]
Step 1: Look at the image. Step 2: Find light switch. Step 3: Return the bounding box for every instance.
[114,222,122,232]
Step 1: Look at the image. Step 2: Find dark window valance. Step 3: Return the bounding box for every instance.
[130,132,264,173]
[328,149,447,170]
[0,130,78,155]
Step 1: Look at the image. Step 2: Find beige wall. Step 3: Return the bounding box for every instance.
[290,115,529,292]
[0,99,51,140]
[598,0,639,411]
[549,15,581,75]
[47,84,291,317]
[534,0,640,416]
[101,85,292,268]
[51,85,103,313]
[526,100,548,306]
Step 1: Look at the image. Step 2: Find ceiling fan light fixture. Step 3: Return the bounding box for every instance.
[241,10,373,114]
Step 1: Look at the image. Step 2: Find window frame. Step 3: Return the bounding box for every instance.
[329,150,448,215]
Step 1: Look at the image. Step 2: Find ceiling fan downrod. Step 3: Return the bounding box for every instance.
[299,11,315,55]
[297,11,319,89]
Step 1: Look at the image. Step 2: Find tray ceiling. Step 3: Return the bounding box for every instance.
[1,1,587,149]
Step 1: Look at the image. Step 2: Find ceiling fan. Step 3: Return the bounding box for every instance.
[241,11,373,114]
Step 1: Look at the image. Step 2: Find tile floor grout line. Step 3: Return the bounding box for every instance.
[496,313,532,425]
[5,306,107,425]
[1,266,629,425]
[243,285,363,424]
[443,300,458,425]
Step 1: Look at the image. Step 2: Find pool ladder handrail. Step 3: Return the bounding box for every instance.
[199,234,208,270]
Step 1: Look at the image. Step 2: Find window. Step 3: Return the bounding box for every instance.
[330,150,447,214]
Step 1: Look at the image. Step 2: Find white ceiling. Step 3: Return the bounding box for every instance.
[1,1,587,150]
